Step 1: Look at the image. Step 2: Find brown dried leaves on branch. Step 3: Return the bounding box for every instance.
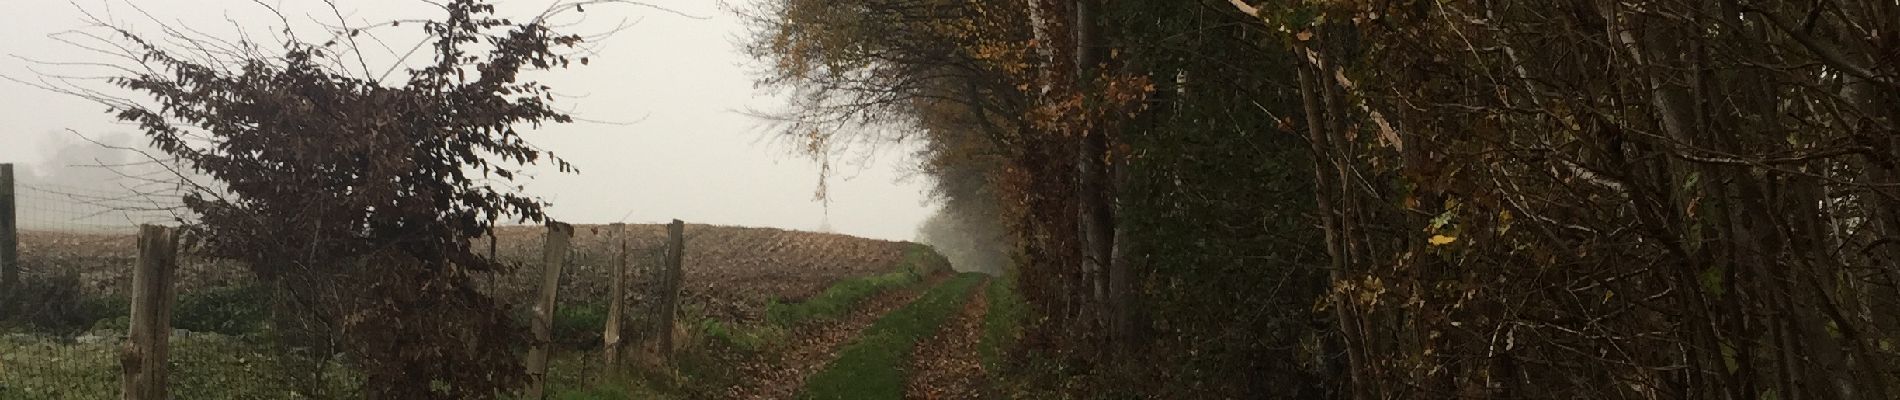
[100,0,594,397]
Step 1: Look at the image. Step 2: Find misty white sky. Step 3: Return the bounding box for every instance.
[0,0,938,241]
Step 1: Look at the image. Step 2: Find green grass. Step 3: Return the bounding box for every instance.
[550,385,637,400]
[699,319,785,353]
[540,246,957,400]
[0,332,358,399]
[978,271,1025,375]
[765,244,948,327]
[552,304,611,347]
[541,351,674,400]
[797,273,984,400]
[172,284,271,336]
[543,379,669,400]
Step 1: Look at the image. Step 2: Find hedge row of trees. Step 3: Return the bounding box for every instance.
[744,0,1900,397]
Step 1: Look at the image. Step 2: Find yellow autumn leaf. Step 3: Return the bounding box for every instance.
[1429,235,1457,246]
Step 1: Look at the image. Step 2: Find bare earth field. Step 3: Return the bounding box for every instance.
[13,223,912,324]
[485,223,913,323]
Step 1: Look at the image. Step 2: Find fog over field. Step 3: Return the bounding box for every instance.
[0,0,935,241]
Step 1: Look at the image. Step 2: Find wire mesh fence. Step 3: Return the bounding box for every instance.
[2,169,686,398]
[1,172,192,398]
[481,224,683,394]
[14,182,188,234]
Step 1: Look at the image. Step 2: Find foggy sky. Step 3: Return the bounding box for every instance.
[0,0,937,241]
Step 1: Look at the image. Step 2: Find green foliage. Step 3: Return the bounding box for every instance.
[698,319,784,353]
[536,351,675,400]
[667,335,745,398]
[0,334,117,399]
[0,274,127,335]
[765,245,944,326]
[900,244,952,276]
[765,270,914,326]
[978,271,1024,374]
[549,384,635,400]
[798,273,983,400]
[173,284,271,336]
[552,304,609,348]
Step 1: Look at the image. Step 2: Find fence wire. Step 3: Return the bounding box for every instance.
[3,201,682,398]
[14,180,190,234]
[3,175,197,399]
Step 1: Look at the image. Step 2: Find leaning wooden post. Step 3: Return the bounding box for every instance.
[1,163,16,295]
[656,219,685,362]
[122,225,177,400]
[601,225,629,377]
[524,221,572,400]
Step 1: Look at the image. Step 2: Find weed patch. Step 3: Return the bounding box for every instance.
[173,284,270,336]
[0,274,127,335]
[978,271,1025,374]
[0,333,357,399]
[699,319,784,353]
[553,304,610,348]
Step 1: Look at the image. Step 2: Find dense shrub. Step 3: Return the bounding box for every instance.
[173,284,270,336]
[0,274,126,335]
[551,304,608,347]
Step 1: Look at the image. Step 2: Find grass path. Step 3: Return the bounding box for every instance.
[903,279,992,400]
[726,272,953,399]
[797,273,985,400]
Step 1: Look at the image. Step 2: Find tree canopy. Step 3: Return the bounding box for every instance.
[745,0,1900,397]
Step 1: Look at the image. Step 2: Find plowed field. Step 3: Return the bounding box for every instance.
[13,224,914,324]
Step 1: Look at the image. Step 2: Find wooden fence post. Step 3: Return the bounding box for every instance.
[1,163,16,295]
[525,222,572,400]
[122,225,177,400]
[602,225,628,377]
[656,219,684,362]
[486,223,498,293]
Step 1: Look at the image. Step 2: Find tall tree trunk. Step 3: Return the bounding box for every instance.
[1605,6,1743,396]
[1109,66,1170,350]
[1294,41,1371,400]
[1073,0,1116,344]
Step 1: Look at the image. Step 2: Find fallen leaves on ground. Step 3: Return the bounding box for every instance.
[905,279,991,400]
[727,273,951,400]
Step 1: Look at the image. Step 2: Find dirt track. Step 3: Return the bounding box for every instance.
[726,272,953,400]
[905,279,992,400]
